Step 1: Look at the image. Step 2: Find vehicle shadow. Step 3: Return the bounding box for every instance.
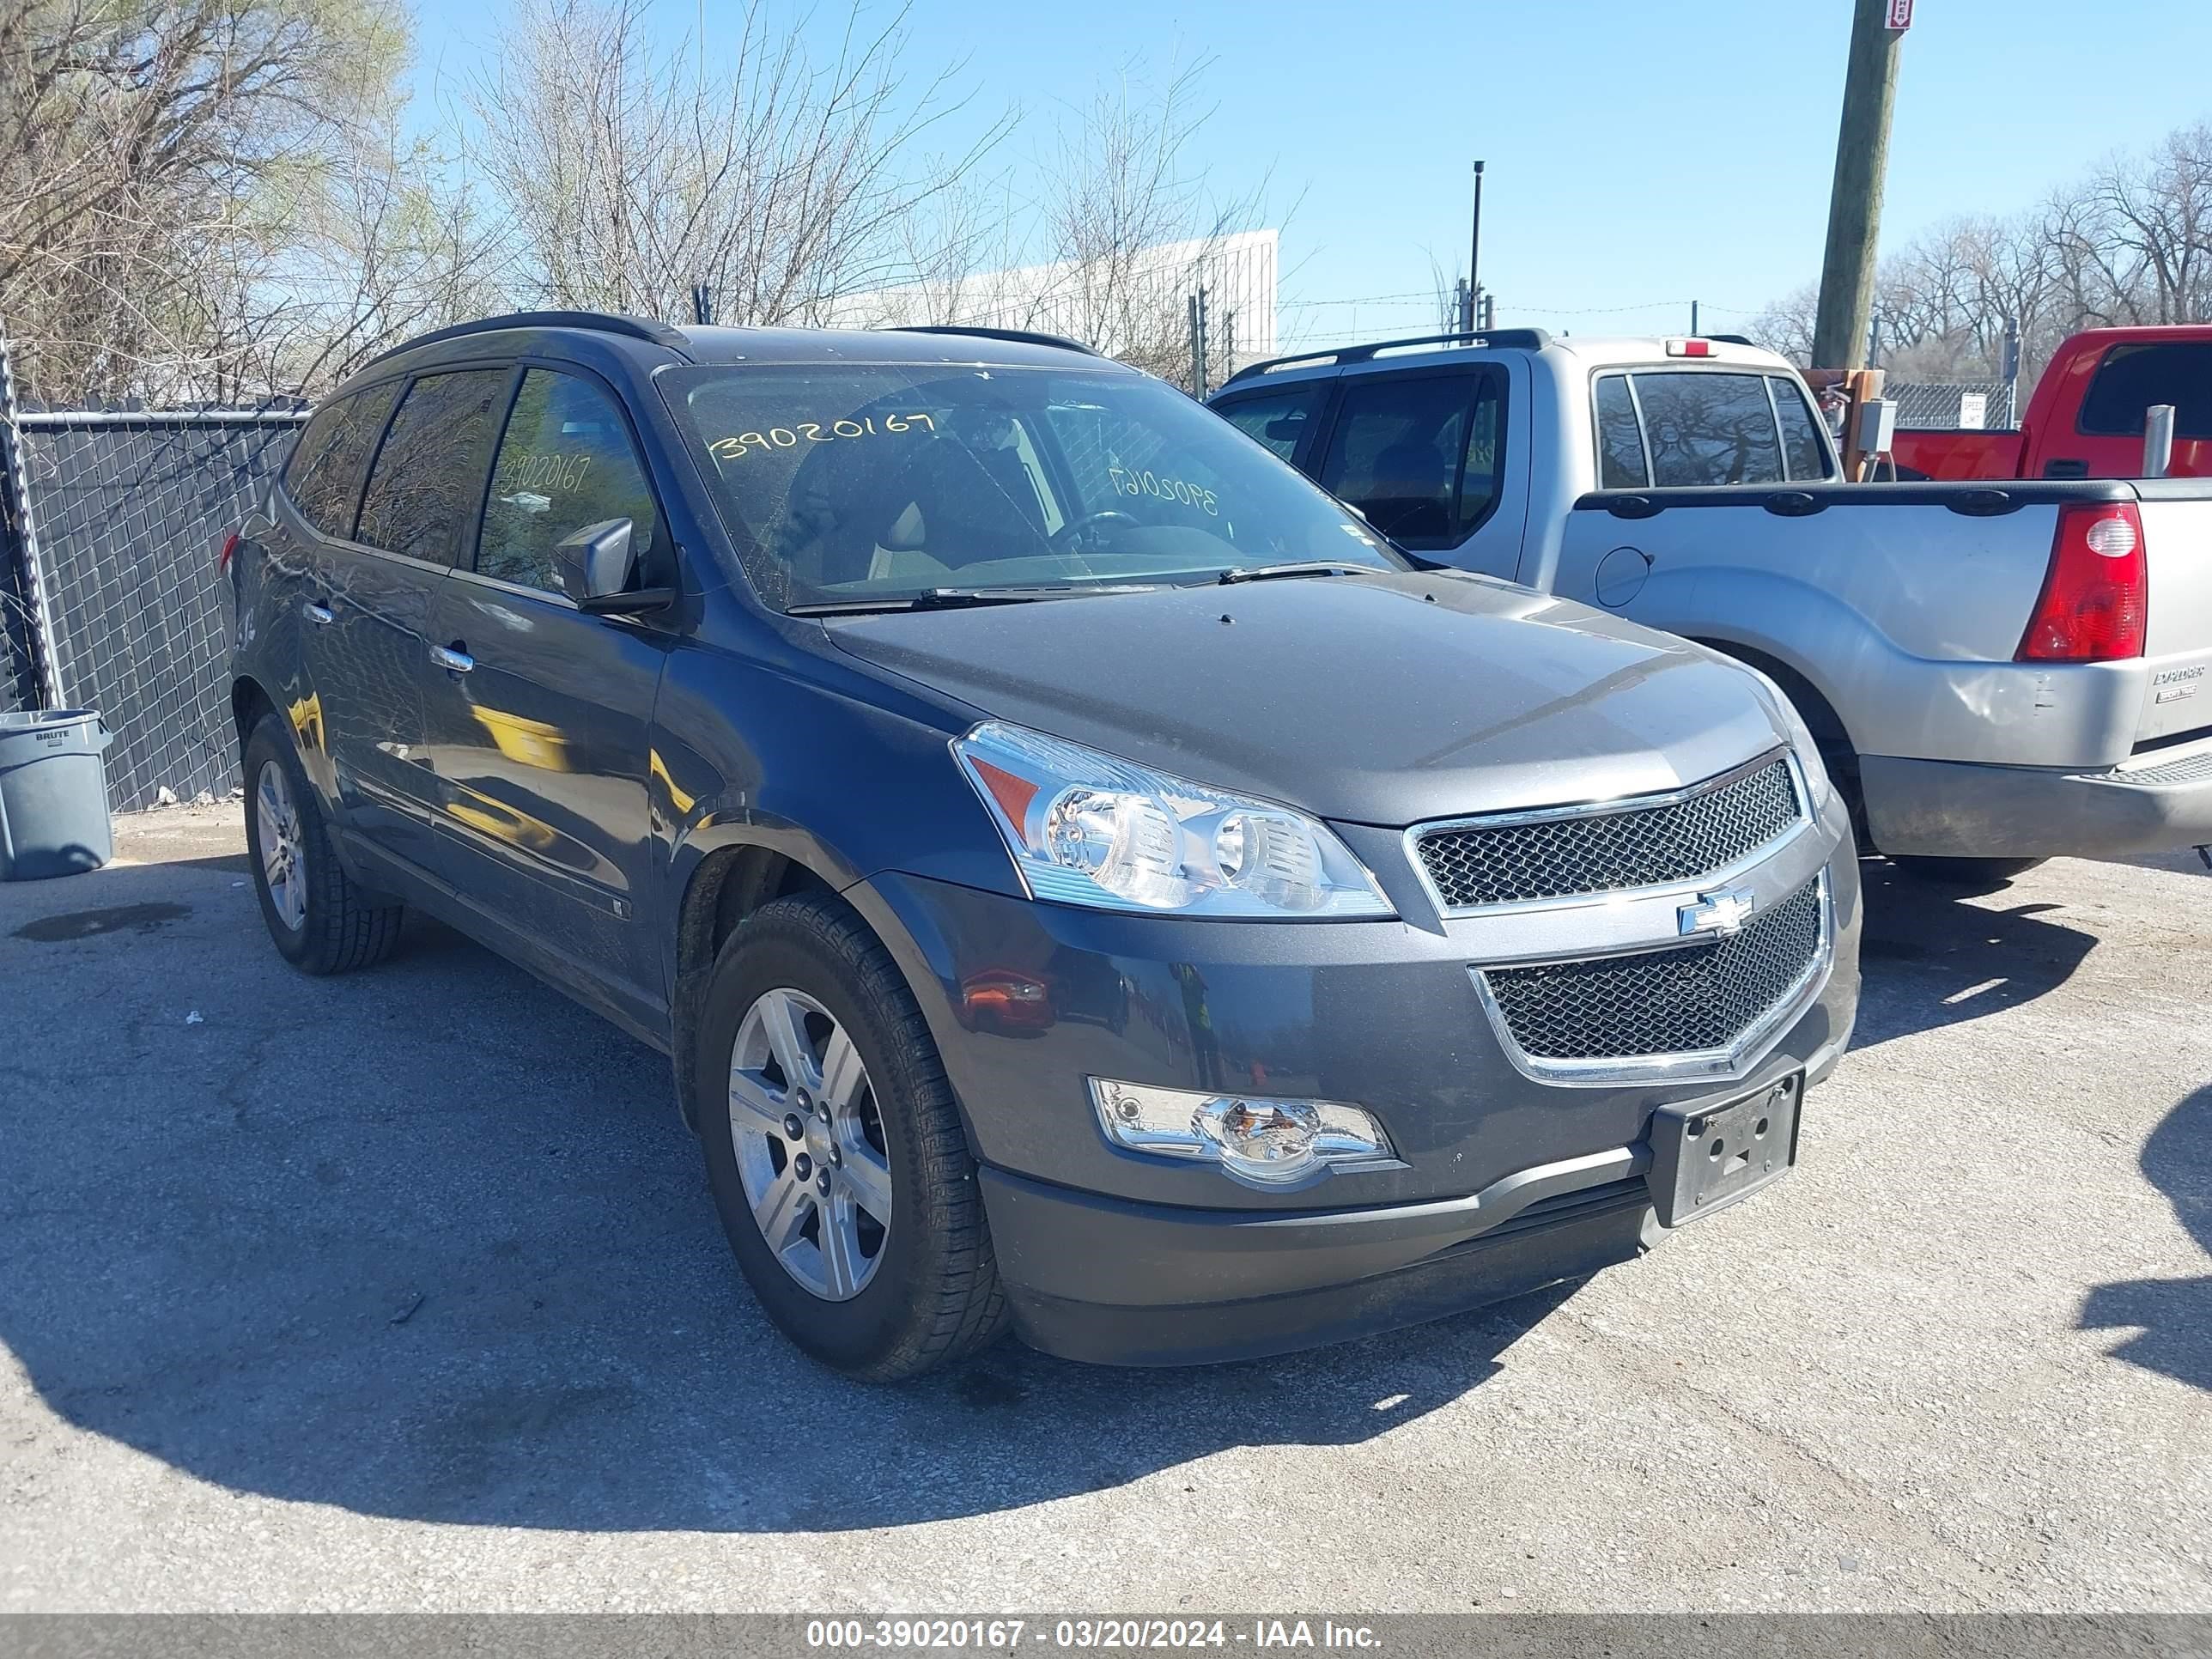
[0,854,1564,1534]
[2079,1083,2212,1394]
[1848,859,2099,1048]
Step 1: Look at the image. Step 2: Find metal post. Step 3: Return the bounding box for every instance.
[2144,405,2176,478]
[1812,0,1905,369]
[1197,287,1210,398]
[1454,278,1470,337]
[1188,294,1202,396]
[1691,299,1700,337]
[1481,291,1495,331]
[691,284,714,326]
[1224,309,1237,377]
[0,335,64,710]
[2002,324,2021,425]
[1467,161,1486,332]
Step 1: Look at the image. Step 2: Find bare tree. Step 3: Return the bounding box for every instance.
[0,0,423,402]
[467,0,1007,326]
[1753,115,2212,394]
[1022,61,1267,386]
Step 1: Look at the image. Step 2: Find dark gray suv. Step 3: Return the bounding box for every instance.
[225,311,1861,1377]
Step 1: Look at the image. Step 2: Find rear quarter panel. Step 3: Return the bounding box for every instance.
[1555,488,2154,769]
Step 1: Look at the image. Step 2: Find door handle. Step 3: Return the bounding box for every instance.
[302,600,334,626]
[428,643,475,674]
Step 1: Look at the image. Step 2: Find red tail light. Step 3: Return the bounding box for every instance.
[2016,502,2147,662]
[216,532,241,574]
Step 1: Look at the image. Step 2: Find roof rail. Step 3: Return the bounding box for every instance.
[1705,332,1756,347]
[890,324,1100,357]
[353,310,693,375]
[1220,328,1553,388]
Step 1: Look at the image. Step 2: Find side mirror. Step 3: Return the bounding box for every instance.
[555,518,635,601]
[1263,416,1305,442]
[553,518,672,616]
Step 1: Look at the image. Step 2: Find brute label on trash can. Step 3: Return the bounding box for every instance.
[0,710,116,880]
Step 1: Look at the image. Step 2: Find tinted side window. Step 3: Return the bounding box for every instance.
[1770,376,1834,480]
[477,369,660,593]
[1594,375,1648,487]
[356,369,511,566]
[1318,372,1504,547]
[1632,372,1784,486]
[1216,387,1325,461]
[2078,343,2212,439]
[282,384,399,538]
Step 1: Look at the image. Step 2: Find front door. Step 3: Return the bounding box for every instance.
[416,364,672,1031]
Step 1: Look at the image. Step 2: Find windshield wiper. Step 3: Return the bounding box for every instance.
[1213,561,1365,586]
[787,584,1164,617]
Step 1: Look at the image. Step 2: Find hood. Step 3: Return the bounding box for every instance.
[824,570,1787,827]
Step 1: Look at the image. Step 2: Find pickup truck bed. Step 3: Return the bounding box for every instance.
[1554,478,2212,858]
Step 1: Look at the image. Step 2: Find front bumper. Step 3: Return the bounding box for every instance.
[1862,743,2212,858]
[980,1030,1840,1365]
[843,830,1861,1366]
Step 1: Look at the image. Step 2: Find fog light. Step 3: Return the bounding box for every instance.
[1089,1079,1395,1188]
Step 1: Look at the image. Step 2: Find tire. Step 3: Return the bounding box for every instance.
[242,715,404,975]
[1886,854,2047,890]
[695,892,1008,1380]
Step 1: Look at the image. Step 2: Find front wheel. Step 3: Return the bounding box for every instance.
[242,716,404,974]
[696,893,1008,1379]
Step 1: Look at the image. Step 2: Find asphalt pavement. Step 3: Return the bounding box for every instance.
[0,804,2205,1612]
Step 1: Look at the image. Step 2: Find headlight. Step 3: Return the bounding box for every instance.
[1091,1079,1397,1188]
[1734,665,1835,811]
[954,721,1394,919]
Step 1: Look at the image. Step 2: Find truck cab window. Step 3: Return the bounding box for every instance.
[2077,342,2212,438]
[1632,372,1784,487]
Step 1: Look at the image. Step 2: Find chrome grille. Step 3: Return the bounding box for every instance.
[1415,757,1802,910]
[1481,878,1824,1064]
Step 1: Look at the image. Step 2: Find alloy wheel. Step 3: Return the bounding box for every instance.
[254,760,307,932]
[726,987,893,1302]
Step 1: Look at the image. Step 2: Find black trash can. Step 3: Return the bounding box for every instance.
[0,709,115,880]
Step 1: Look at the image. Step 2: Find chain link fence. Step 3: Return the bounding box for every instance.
[0,342,308,809]
[1887,380,2018,430]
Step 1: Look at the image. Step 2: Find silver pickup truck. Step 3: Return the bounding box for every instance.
[1212,331,2212,880]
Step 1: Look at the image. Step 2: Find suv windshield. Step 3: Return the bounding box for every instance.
[665,362,1405,611]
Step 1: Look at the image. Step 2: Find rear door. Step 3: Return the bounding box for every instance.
[414,363,672,1030]
[262,383,401,797]
[308,368,510,865]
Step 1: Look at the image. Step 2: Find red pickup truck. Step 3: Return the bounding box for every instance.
[1893,325,2212,481]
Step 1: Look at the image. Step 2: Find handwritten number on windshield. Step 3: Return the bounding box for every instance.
[1107,465,1218,516]
[708,412,937,461]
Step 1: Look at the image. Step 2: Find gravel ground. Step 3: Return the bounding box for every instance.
[0,803,2204,1613]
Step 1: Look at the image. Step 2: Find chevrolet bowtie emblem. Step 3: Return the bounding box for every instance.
[1678,886,1756,939]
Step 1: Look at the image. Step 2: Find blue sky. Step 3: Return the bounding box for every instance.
[409,0,2212,349]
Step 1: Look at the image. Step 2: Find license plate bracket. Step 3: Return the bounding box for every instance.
[1648,1073,1803,1228]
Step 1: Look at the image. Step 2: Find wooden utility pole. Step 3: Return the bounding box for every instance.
[1811,0,1908,368]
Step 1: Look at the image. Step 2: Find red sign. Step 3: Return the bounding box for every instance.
[1887,0,1913,27]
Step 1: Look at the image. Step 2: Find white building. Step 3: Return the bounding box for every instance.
[827,228,1279,373]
